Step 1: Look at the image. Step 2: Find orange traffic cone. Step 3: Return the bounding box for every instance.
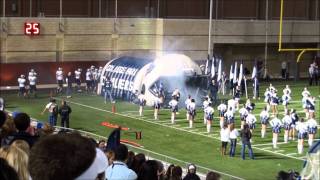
[112,103,116,113]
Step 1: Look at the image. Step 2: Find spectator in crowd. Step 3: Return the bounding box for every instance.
[58,100,72,129]
[130,153,146,175]
[240,124,254,160]
[206,171,221,180]
[8,113,38,147]
[171,166,183,180]
[0,145,30,180]
[183,164,201,180]
[98,140,106,151]
[37,123,54,137]
[137,160,163,180]
[281,61,287,79]
[0,115,16,147]
[127,151,135,168]
[105,144,137,180]
[105,149,115,166]
[11,140,30,155]
[0,158,19,180]
[41,98,58,127]
[29,133,108,180]
[0,111,6,128]
[165,164,175,180]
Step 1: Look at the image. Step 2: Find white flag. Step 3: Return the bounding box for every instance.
[205,59,209,75]
[211,57,215,78]
[252,66,257,79]
[233,62,237,84]
[229,65,233,80]
[238,63,243,86]
[217,59,222,81]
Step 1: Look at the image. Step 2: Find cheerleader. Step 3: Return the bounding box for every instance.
[281,89,291,114]
[205,103,214,133]
[306,96,316,119]
[264,88,272,111]
[217,101,227,129]
[188,99,196,128]
[245,113,257,137]
[169,97,179,124]
[282,85,291,96]
[234,86,241,110]
[270,90,279,117]
[289,109,299,141]
[259,107,269,138]
[301,87,310,119]
[138,91,146,116]
[225,107,235,130]
[269,83,276,92]
[269,116,283,149]
[153,94,161,120]
[282,111,292,143]
[239,104,248,129]
[185,95,192,121]
[245,99,255,112]
[202,97,210,124]
[295,118,308,154]
[172,88,180,102]
[227,98,237,113]
[306,118,318,147]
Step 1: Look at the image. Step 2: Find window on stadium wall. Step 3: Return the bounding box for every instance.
[0,0,318,20]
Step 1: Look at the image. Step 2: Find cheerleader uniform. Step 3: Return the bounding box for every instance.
[205,106,214,132]
[169,99,178,113]
[245,102,255,112]
[185,98,191,110]
[246,114,257,130]
[306,118,318,135]
[154,97,161,109]
[203,99,210,124]
[270,118,283,134]
[306,97,315,113]
[138,94,146,106]
[217,103,227,118]
[296,122,308,139]
[264,90,272,103]
[225,110,235,125]
[239,107,248,122]
[282,115,292,131]
[282,94,291,106]
[271,94,279,106]
[188,102,196,118]
[260,110,269,125]
[290,112,299,129]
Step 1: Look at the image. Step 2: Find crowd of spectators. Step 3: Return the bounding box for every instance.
[0,110,221,180]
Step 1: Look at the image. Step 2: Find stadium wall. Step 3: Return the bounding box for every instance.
[0,18,319,86]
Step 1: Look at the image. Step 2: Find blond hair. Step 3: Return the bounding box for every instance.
[5,146,30,180]
[11,140,30,155]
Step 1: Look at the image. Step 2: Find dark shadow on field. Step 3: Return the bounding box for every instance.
[250,152,286,160]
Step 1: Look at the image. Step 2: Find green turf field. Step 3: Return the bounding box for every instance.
[1,81,319,180]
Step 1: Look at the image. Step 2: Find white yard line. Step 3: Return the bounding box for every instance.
[252,142,289,147]
[60,98,305,161]
[286,153,298,156]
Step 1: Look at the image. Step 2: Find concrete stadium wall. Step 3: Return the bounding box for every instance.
[0,18,319,85]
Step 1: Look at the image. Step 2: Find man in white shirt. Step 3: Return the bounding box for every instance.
[56,67,64,93]
[28,73,37,97]
[18,74,27,97]
[74,68,82,92]
[106,144,137,180]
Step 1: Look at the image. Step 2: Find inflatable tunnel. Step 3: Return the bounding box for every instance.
[98,54,204,106]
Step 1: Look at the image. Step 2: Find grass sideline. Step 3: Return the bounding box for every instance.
[1,81,319,180]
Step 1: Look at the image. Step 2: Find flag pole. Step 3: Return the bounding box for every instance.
[244,76,248,99]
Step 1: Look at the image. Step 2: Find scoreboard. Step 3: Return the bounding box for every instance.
[24,22,40,35]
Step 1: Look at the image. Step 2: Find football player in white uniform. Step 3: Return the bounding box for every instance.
[56,67,64,93]
[74,68,82,92]
[28,72,37,97]
[18,75,27,97]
